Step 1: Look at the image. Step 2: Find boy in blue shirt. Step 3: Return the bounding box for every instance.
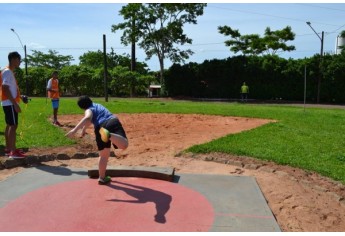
[66,95,128,185]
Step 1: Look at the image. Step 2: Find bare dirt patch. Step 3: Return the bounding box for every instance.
[1,113,345,232]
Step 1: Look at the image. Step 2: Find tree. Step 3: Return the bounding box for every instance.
[113,3,207,91]
[27,50,73,70]
[79,49,150,73]
[111,3,142,72]
[340,30,345,38]
[319,53,345,102]
[109,66,155,97]
[27,67,54,96]
[79,49,130,69]
[59,65,102,96]
[218,26,295,56]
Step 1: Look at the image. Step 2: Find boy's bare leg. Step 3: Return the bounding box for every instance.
[109,134,128,150]
[53,108,58,122]
[98,148,110,179]
[4,125,10,150]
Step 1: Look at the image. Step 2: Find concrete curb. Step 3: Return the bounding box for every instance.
[0,151,105,169]
[88,166,175,182]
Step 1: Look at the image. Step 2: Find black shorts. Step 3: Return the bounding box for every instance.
[2,105,18,126]
[94,117,127,151]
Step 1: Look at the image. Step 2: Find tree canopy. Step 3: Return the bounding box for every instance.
[112,3,207,87]
[218,25,296,56]
[27,49,73,70]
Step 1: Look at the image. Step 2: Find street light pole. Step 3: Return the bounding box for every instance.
[10,28,28,95]
[306,22,324,104]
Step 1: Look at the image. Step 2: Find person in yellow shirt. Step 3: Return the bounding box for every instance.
[47,71,61,126]
[240,82,249,102]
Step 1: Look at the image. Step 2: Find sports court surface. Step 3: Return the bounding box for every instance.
[0,165,280,232]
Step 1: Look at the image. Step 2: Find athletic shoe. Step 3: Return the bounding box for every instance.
[55,121,62,127]
[98,176,111,185]
[9,150,26,159]
[5,149,25,156]
[53,121,62,127]
[99,127,110,143]
[17,149,26,154]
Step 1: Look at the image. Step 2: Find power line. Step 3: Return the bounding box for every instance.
[208,5,341,28]
[0,46,129,51]
[295,3,345,33]
[2,4,344,58]
[208,4,345,37]
[329,23,345,34]
[295,3,345,12]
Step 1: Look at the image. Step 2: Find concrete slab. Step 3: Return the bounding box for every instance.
[0,166,280,232]
[175,174,281,232]
[88,166,175,182]
[0,165,87,208]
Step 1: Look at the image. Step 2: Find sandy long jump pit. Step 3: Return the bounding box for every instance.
[58,113,273,163]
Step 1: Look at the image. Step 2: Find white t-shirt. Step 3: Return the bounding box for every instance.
[1,68,18,106]
[46,78,52,90]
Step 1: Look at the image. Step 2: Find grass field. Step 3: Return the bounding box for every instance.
[1,97,345,184]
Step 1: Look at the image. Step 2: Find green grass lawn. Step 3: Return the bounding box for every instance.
[1,97,345,184]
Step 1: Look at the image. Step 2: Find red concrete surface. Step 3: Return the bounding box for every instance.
[0,177,215,232]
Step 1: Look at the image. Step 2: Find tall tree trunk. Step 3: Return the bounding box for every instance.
[130,17,136,97]
[159,57,164,96]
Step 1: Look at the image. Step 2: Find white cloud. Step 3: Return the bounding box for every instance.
[27,42,47,49]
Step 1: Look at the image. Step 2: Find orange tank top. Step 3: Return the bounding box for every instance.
[48,78,59,99]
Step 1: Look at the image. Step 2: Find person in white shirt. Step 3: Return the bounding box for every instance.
[1,51,26,159]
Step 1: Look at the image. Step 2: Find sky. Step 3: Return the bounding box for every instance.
[1,1,345,72]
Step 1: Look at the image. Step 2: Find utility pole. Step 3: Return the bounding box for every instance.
[306,22,324,104]
[103,34,108,102]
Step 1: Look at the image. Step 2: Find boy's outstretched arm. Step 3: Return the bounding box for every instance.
[66,109,93,138]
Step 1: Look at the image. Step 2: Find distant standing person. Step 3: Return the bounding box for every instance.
[47,71,61,126]
[1,51,26,158]
[66,95,129,185]
[240,82,249,102]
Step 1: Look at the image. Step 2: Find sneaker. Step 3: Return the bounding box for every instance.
[53,121,62,127]
[9,150,26,159]
[55,121,62,127]
[5,148,25,156]
[99,127,110,143]
[98,176,111,185]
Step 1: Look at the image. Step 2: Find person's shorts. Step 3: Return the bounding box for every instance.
[2,105,18,126]
[51,99,59,109]
[94,117,127,151]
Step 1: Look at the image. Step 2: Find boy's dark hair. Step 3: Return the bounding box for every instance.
[77,95,93,109]
[8,51,21,62]
[52,71,58,76]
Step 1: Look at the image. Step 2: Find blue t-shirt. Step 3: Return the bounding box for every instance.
[89,103,115,127]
